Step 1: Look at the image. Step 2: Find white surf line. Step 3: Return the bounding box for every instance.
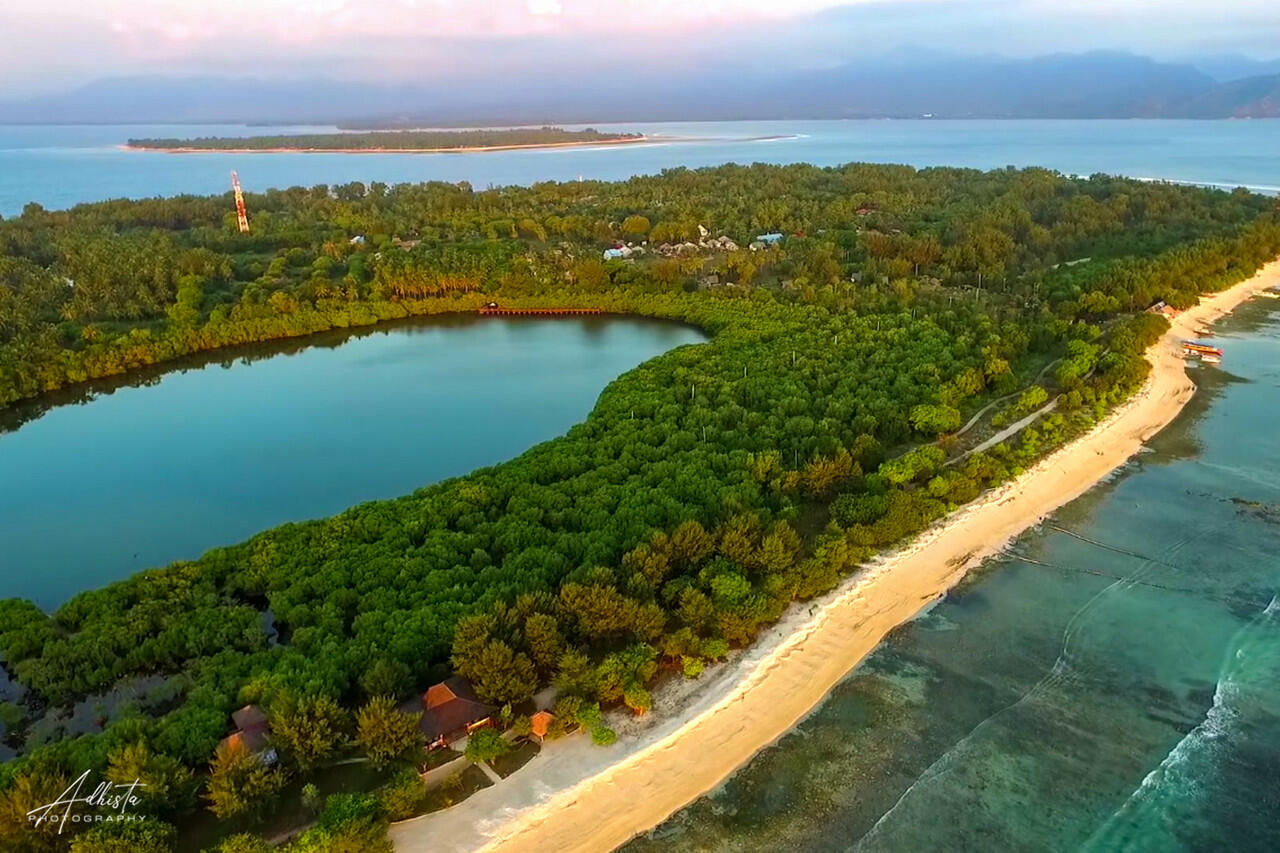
[852,522,1208,849]
[1081,593,1280,851]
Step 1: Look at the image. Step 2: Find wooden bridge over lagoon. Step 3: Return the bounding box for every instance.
[478,304,603,316]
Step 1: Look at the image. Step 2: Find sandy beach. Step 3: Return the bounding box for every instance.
[390,259,1280,853]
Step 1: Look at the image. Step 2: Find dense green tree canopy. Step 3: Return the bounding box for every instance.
[0,162,1277,846]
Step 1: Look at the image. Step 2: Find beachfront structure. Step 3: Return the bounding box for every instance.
[401,677,497,749]
[530,710,555,742]
[217,704,278,765]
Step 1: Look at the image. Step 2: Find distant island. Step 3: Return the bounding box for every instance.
[126,126,647,153]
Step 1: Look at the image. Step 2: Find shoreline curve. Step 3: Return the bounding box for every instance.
[389,258,1280,853]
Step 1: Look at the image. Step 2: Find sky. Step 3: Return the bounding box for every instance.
[1,0,1278,96]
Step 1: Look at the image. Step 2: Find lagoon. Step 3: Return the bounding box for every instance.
[0,315,705,607]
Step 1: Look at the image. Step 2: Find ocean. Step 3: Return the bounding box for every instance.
[1,119,1277,217]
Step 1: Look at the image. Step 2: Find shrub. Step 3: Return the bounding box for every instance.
[69,818,176,853]
[318,791,384,832]
[464,728,510,763]
[378,768,426,821]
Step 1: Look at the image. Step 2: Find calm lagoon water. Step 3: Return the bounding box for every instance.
[625,301,1280,852]
[0,316,705,607]
[1,119,1277,216]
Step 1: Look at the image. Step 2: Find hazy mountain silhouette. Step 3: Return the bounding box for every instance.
[1187,54,1280,82]
[1163,73,1280,118]
[2,51,1277,125]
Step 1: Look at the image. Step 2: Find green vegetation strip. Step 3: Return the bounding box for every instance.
[126,127,643,151]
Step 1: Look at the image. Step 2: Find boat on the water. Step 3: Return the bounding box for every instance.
[1258,287,1280,299]
[1183,340,1224,364]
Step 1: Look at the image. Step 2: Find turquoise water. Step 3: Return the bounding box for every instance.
[2,119,1277,216]
[0,315,705,607]
[624,302,1280,851]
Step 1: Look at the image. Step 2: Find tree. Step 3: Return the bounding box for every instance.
[595,644,658,713]
[466,641,538,705]
[166,275,203,327]
[302,783,322,816]
[105,741,197,815]
[523,613,565,677]
[878,445,946,486]
[205,743,288,820]
[359,659,411,700]
[377,768,426,821]
[68,819,176,853]
[216,836,272,853]
[355,697,422,769]
[463,728,510,763]
[0,766,74,852]
[295,792,391,853]
[909,403,963,436]
[759,522,801,575]
[667,519,715,568]
[269,693,349,771]
[621,216,650,238]
[1014,385,1049,415]
[553,649,600,699]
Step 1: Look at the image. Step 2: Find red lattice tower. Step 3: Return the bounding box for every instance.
[231,171,249,233]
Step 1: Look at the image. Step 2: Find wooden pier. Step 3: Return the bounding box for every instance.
[478,305,603,316]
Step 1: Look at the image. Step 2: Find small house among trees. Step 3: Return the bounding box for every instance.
[218,704,277,765]
[529,710,555,742]
[400,677,497,749]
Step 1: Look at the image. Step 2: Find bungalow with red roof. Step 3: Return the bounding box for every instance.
[400,677,497,749]
[217,704,278,765]
[529,710,555,743]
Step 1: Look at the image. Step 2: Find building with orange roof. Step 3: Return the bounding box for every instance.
[399,677,497,749]
[217,704,277,765]
[530,710,555,742]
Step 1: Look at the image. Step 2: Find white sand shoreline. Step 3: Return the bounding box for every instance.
[390,259,1280,853]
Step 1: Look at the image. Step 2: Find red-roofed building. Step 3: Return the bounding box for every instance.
[529,710,555,742]
[217,704,277,765]
[400,677,497,749]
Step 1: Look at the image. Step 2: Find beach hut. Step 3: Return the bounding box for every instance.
[217,704,278,765]
[530,710,555,742]
[400,677,497,749]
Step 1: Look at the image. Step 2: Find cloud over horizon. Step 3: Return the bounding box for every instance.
[2,0,1277,96]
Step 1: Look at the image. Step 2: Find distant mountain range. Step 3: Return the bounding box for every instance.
[2,51,1277,125]
[1185,53,1280,83]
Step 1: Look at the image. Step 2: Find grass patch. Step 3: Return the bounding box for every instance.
[489,739,540,778]
[421,764,493,813]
